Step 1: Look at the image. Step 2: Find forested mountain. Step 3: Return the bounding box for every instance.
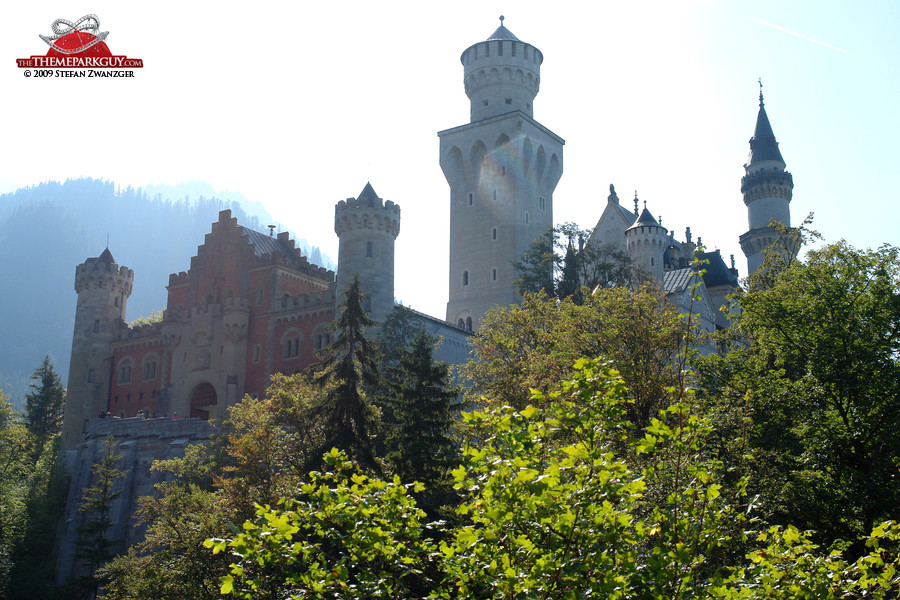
[0,178,332,409]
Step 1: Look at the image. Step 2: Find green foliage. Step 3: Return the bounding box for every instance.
[101,481,231,600]
[382,329,460,497]
[699,241,900,547]
[466,284,686,427]
[311,274,382,473]
[441,360,743,599]
[23,355,65,445]
[210,359,900,599]
[0,387,69,600]
[73,436,126,597]
[128,309,165,326]
[207,448,438,600]
[6,435,69,600]
[514,222,637,300]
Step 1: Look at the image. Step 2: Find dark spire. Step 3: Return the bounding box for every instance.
[747,83,785,165]
[357,182,379,204]
[627,207,663,231]
[487,15,520,41]
[97,248,115,264]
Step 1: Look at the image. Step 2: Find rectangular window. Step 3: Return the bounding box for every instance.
[256,289,263,305]
[93,320,100,333]
[468,193,474,206]
[366,242,373,257]
[252,345,261,363]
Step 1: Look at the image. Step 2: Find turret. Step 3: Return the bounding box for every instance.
[625,200,668,281]
[739,86,796,275]
[461,15,542,122]
[440,17,564,330]
[62,248,134,450]
[334,183,400,326]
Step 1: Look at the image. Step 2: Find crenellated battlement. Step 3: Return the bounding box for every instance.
[273,284,337,312]
[74,261,134,295]
[334,192,401,239]
[741,168,794,196]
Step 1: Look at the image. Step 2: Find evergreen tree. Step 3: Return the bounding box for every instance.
[311,275,382,473]
[73,436,126,599]
[24,356,64,444]
[383,329,459,491]
[556,242,581,302]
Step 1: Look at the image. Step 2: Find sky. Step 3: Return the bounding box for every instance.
[1,1,897,320]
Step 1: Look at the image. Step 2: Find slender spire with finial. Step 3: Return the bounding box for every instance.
[633,191,639,216]
[758,77,764,107]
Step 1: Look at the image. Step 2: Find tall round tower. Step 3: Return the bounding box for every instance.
[439,17,564,331]
[739,89,795,275]
[625,203,668,282]
[462,15,542,122]
[62,248,133,450]
[334,183,401,326]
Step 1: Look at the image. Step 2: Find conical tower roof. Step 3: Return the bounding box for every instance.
[487,17,520,41]
[358,182,379,204]
[627,207,663,231]
[97,247,115,263]
[747,92,785,165]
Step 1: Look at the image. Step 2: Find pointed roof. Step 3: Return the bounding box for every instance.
[487,16,520,41]
[97,248,115,264]
[747,93,785,165]
[627,207,662,231]
[358,182,379,204]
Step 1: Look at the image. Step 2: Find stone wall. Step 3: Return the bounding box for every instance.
[55,416,213,585]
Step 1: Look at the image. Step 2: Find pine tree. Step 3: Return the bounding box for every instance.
[24,356,65,444]
[73,436,125,599]
[383,330,458,490]
[312,275,382,473]
[556,242,581,303]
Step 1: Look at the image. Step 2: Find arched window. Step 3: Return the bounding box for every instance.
[463,271,469,286]
[457,318,465,329]
[281,329,301,359]
[466,317,473,331]
[142,360,157,381]
[117,359,133,385]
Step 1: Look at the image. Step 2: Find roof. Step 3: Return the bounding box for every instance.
[97,248,115,264]
[487,19,520,41]
[626,207,662,231]
[663,267,698,294]
[747,94,785,165]
[240,226,296,258]
[697,250,739,288]
[358,182,379,204]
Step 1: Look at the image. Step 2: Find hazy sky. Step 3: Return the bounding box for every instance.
[2,1,897,320]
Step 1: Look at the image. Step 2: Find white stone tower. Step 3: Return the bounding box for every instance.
[625,202,668,282]
[739,88,795,275]
[439,16,564,331]
[62,248,133,450]
[334,183,401,326]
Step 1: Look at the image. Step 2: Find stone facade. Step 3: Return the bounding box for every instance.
[439,21,563,332]
[56,19,796,586]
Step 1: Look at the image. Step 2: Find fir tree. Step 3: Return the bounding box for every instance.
[24,356,65,444]
[383,329,459,490]
[312,275,382,473]
[73,436,125,599]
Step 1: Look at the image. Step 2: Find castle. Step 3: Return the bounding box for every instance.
[56,17,794,580]
[62,17,794,448]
